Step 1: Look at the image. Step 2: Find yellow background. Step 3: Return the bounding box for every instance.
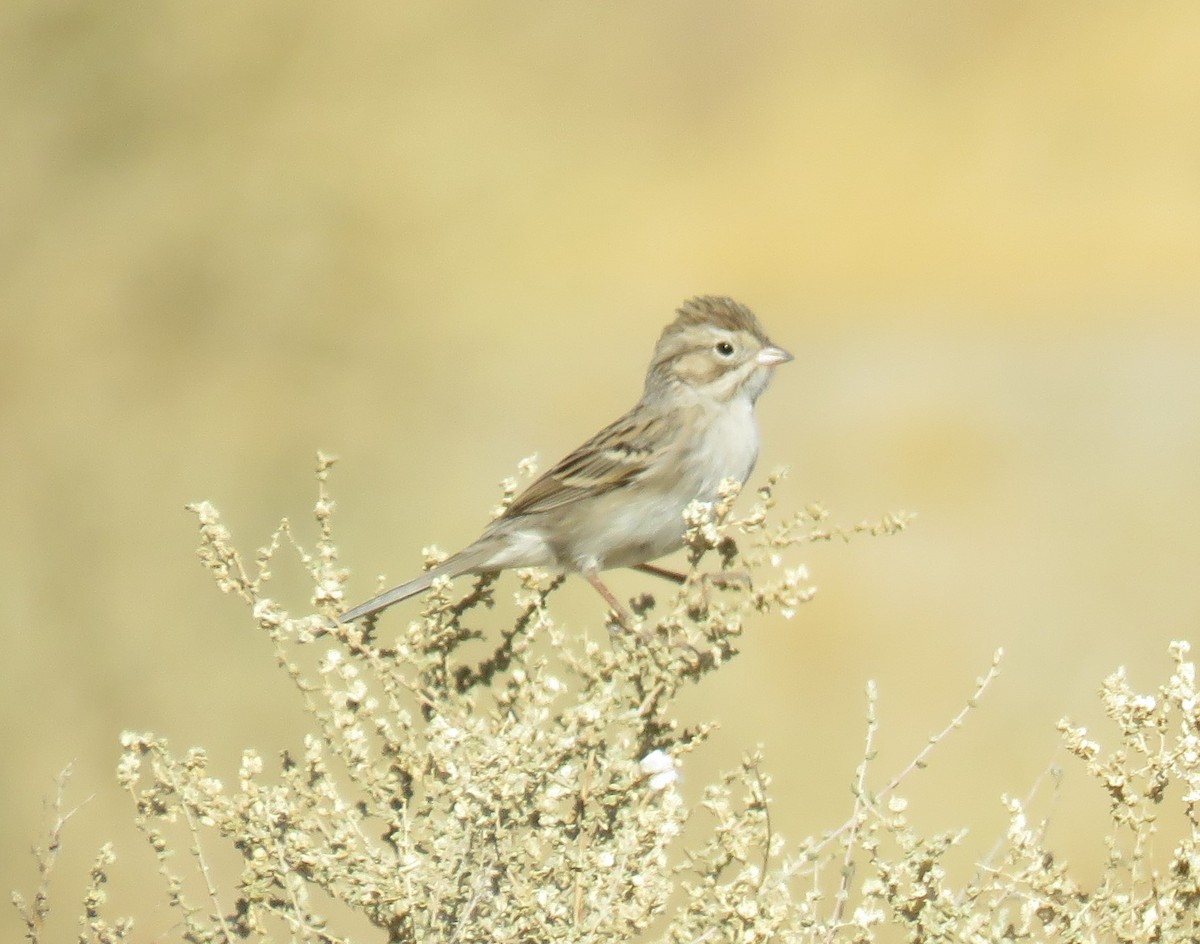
[4,2,1200,934]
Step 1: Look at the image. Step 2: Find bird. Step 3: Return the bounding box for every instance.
[337,295,792,627]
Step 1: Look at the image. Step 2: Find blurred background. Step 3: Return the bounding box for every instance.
[4,1,1200,935]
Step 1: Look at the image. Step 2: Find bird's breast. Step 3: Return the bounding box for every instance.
[683,397,760,500]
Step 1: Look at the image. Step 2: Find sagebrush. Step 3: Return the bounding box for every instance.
[13,457,1200,943]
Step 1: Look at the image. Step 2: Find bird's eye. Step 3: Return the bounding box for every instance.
[715,341,735,357]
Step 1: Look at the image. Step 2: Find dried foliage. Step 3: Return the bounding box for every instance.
[13,457,1200,943]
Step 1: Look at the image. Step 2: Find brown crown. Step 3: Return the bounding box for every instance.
[671,295,768,343]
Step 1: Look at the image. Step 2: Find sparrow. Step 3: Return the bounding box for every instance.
[338,295,791,626]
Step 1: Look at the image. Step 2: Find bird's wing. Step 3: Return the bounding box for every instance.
[501,408,675,518]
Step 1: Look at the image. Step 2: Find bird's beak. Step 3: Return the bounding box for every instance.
[756,345,794,367]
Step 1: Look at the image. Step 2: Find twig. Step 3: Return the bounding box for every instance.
[573,750,597,926]
[746,756,773,893]
[156,755,234,943]
[826,680,878,937]
[968,745,1063,896]
[12,764,91,944]
[813,649,1006,865]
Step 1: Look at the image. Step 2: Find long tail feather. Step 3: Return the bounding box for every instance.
[337,570,443,623]
[336,544,497,624]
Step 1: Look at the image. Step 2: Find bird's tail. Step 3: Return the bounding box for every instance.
[336,545,494,624]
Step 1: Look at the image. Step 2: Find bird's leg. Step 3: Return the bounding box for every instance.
[584,571,638,633]
[634,561,752,610]
[634,561,751,592]
[632,562,687,585]
[636,563,754,620]
[701,570,753,592]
